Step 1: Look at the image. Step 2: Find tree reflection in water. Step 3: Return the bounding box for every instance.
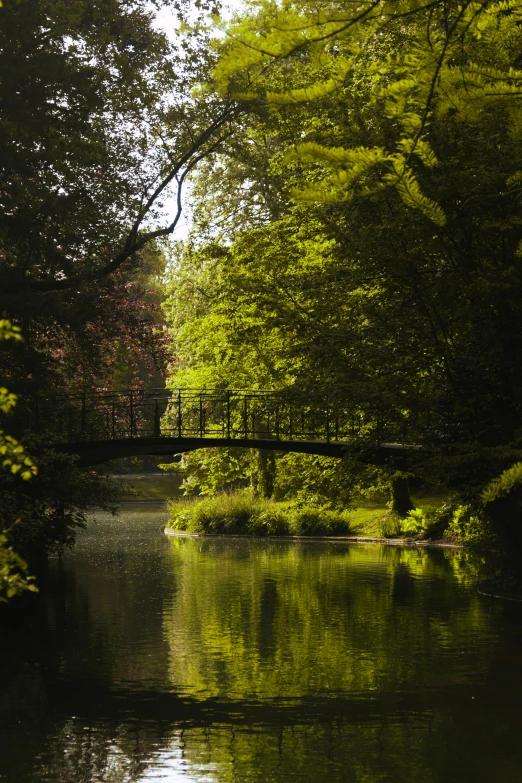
[1,511,522,783]
[164,539,492,701]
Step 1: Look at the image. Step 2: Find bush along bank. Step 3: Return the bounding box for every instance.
[166,492,352,537]
[165,491,459,539]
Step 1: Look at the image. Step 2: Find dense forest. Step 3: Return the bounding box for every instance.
[4,0,522,597]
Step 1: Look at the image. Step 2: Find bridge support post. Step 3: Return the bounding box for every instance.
[243,396,248,438]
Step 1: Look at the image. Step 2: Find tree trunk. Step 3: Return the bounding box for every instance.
[391,477,415,518]
[252,449,276,499]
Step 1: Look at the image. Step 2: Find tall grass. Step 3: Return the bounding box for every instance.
[167,491,352,537]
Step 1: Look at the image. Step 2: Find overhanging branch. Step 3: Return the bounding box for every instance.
[3,106,238,296]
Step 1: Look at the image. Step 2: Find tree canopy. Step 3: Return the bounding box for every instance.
[0,0,238,588]
[161,0,522,564]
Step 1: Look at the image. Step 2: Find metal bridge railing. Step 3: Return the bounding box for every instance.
[18,387,428,446]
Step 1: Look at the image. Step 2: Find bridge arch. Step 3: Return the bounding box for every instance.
[52,436,419,467]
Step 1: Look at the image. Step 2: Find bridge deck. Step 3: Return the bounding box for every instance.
[52,436,422,467]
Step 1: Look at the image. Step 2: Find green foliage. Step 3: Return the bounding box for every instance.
[0,434,37,481]
[274,452,382,509]
[167,491,352,537]
[161,448,251,496]
[441,504,495,563]
[0,320,22,343]
[481,462,522,505]
[0,532,37,602]
[266,76,346,105]
[0,387,18,415]
[160,0,522,576]
[401,508,429,535]
[0,0,231,397]
[168,492,287,535]
[214,0,522,225]
[0,0,227,298]
[378,513,403,538]
[0,320,36,480]
[379,505,446,537]
[162,221,404,508]
[0,319,38,599]
[0,449,119,560]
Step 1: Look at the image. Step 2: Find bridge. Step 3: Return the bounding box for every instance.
[21,388,426,466]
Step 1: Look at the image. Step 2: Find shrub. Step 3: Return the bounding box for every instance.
[288,508,351,536]
[401,508,429,535]
[443,504,489,547]
[167,492,351,537]
[378,513,402,538]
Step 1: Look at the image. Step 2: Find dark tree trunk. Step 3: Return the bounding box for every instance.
[391,477,415,518]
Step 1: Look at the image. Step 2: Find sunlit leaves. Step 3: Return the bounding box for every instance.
[0,320,37,599]
[0,387,18,415]
[0,533,37,602]
[0,434,37,481]
[0,321,37,480]
[0,319,22,343]
[385,156,447,226]
[212,0,522,224]
[481,461,522,504]
[266,77,343,105]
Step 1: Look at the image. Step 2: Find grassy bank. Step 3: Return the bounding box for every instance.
[166,491,447,538]
[349,493,445,537]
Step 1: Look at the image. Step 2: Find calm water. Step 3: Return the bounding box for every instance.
[1,507,522,782]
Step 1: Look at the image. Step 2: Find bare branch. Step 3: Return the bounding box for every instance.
[2,106,239,295]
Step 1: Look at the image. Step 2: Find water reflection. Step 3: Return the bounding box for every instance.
[0,510,521,783]
[164,539,494,701]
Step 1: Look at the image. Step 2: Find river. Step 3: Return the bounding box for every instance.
[1,505,522,782]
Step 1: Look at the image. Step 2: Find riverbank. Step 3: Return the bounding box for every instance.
[165,491,450,541]
[165,528,460,548]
